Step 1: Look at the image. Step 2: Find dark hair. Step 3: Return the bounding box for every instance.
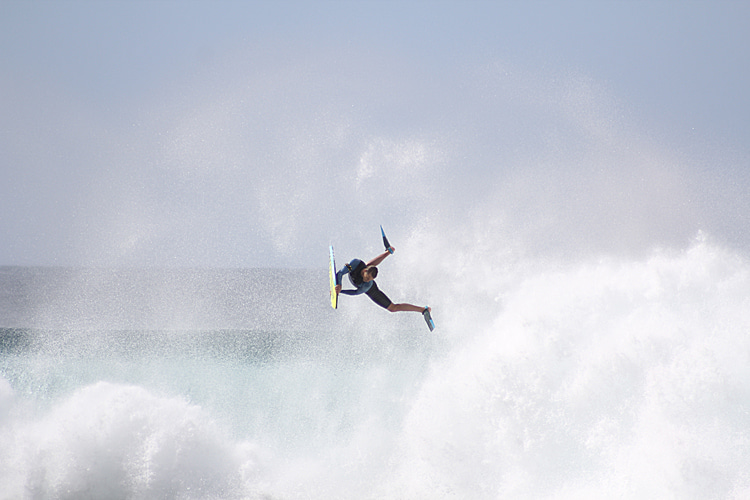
[364,265,378,278]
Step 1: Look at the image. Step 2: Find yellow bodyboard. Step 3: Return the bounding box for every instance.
[329,245,338,309]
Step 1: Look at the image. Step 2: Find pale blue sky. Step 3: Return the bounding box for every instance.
[2,1,749,266]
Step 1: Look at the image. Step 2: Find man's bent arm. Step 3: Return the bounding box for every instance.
[335,266,348,286]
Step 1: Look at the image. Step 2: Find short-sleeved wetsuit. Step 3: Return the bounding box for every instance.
[335,258,392,309]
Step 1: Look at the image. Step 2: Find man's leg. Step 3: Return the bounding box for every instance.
[368,282,430,314]
[387,303,430,313]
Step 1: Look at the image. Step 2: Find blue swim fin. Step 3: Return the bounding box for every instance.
[423,308,435,332]
[381,225,393,254]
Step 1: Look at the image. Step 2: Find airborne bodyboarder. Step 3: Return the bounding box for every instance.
[333,227,434,330]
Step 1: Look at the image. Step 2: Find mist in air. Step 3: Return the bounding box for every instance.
[2,2,749,268]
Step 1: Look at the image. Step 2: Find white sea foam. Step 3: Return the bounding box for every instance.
[2,237,749,499]
[0,381,271,499]
[386,236,750,499]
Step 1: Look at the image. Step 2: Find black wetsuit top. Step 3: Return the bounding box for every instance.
[335,259,392,309]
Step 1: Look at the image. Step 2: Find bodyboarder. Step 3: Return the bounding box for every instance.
[334,245,431,316]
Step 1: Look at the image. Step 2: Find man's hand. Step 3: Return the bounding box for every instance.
[335,284,341,294]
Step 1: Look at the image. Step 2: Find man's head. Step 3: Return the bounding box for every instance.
[362,266,378,282]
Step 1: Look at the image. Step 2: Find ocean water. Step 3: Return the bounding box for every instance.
[2,239,750,499]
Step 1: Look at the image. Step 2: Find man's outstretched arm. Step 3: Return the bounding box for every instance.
[366,247,395,267]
